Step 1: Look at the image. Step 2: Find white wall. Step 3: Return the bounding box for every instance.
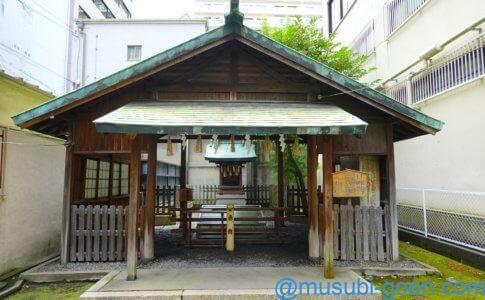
[325,0,485,192]
[331,0,485,82]
[79,19,207,84]
[0,0,71,95]
[395,81,485,191]
[0,129,65,274]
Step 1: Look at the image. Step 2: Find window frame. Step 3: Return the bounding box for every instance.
[82,157,129,201]
[127,45,142,61]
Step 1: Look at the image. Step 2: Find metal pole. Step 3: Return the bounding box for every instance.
[422,189,428,237]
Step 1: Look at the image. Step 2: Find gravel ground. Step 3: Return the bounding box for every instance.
[36,223,422,273]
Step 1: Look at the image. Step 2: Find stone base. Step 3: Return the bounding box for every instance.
[215,193,246,205]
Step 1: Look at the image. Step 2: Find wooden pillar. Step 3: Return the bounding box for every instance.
[127,136,141,281]
[180,143,187,231]
[276,137,285,225]
[307,135,319,258]
[60,132,73,264]
[322,135,334,278]
[180,143,187,188]
[386,124,399,261]
[143,135,157,262]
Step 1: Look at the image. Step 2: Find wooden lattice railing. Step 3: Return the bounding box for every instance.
[70,205,127,262]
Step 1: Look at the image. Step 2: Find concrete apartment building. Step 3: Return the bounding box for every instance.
[0,0,133,275]
[193,0,324,30]
[324,0,485,192]
[324,0,485,251]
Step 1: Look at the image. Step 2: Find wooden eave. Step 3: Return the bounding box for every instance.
[11,12,443,140]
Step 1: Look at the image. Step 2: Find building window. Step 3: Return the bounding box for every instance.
[120,164,129,195]
[112,162,129,196]
[92,0,114,18]
[385,0,428,36]
[0,127,4,189]
[78,7,90,19]
[328,0,356,33]
[115,0,131,18]
[98,161,110,198]
[112,163,120,196]
[84,159,99,199]
[350,21,375,56]
[127,45,142,61]
[83,158,129,201]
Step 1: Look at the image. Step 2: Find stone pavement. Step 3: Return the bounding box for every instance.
[81,266,381,299]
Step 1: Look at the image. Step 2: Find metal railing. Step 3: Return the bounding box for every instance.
[385,0,428,36]
[385,33,485,105]
[350,21,375,56]
[397,187,485,252]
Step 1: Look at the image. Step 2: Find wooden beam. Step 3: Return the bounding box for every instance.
[307,135,319,259]
[234,36,438,135]
[386,124,399,261]
[127,136,141,281]
[276,138,284,225]
[143,135,157,262]
[20,35,236,129]
[60,130,73,264]
[322,135,334,278]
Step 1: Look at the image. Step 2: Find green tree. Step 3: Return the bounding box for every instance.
[261,17,375,193]
[261,17,375,81]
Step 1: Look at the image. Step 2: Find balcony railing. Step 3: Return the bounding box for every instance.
[385,0,428,36]
[350,21,375,56]
[385,33,485,105]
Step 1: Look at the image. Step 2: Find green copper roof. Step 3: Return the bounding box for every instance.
[205,141,256,163]
[11,11,443,135]
[93,100,368,135]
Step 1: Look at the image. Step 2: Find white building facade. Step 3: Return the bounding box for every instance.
[76,18,208,85]
[0,0,133,96]
[193,0,324,30]
[325,0,485,251]
[325,0,485,193]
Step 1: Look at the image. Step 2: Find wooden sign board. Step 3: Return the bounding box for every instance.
[332,169,369,198]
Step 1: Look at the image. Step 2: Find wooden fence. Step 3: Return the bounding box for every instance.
[70,205,127,262]
[243,185,271,206]
[332,204,391,261]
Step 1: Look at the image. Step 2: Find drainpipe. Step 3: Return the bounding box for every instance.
[76,21,86,86]
[64,0,77,93]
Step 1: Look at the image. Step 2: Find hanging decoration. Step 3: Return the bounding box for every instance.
[244,134,251,154]
[221,164,241,178]
[181,134,187,150]
[292,135,301,157]
[166,136,174,156]
[263,135,271,160]
[279,134,286,153]
[230,134,236,152]
[212,134,219,153]
[195,135,203,153]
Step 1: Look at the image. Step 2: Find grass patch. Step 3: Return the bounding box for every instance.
[371,241,485,299]
[7,282,91,300]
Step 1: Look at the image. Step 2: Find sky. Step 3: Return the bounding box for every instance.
[132,0,196,19]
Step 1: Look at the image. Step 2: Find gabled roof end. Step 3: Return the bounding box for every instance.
[225,0,244,25]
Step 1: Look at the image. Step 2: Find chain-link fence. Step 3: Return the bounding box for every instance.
[397,188,485,252]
